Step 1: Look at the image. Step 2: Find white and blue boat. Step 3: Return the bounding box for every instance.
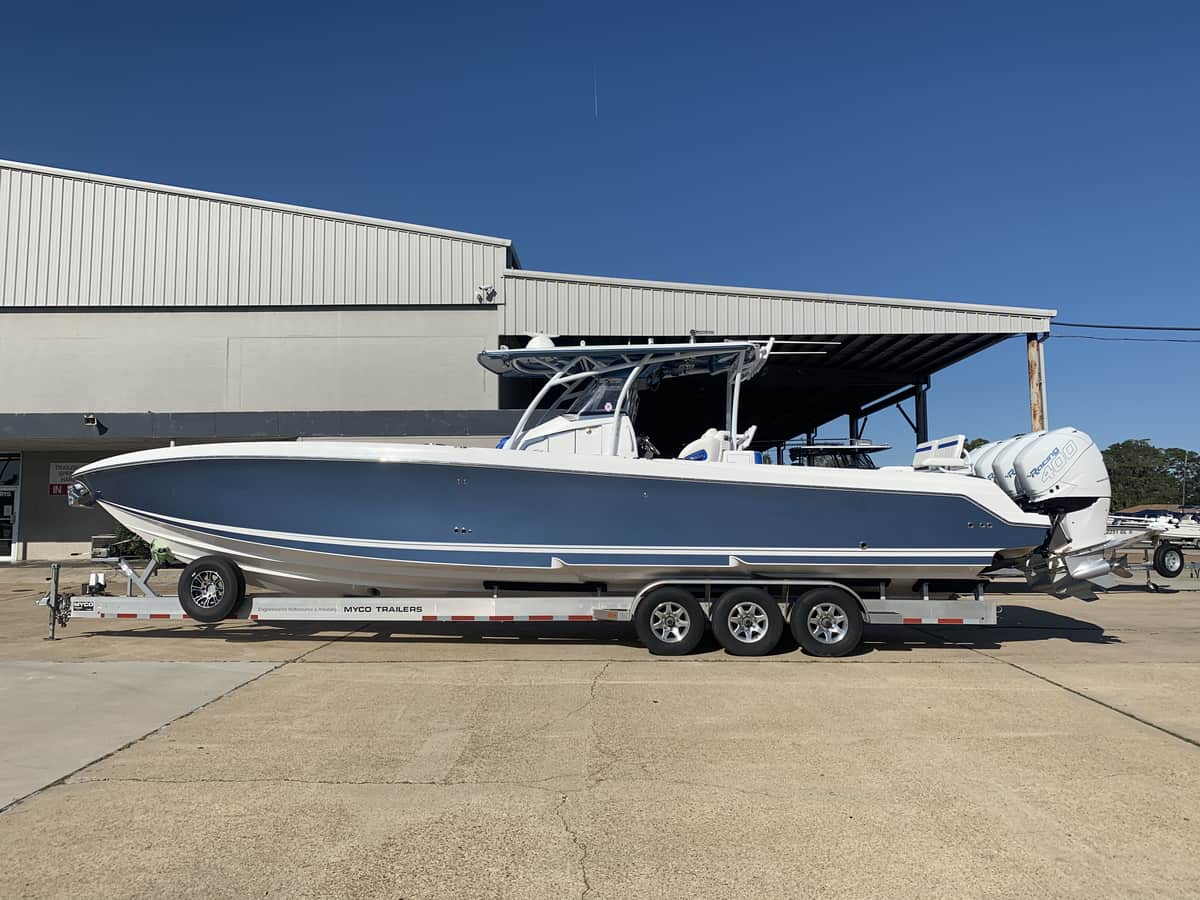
[68,339,1121,600]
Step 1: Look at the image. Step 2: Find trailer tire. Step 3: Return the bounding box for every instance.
[790,588,863,657]
[178,556,244,623]
[711,587,783,656]
[1154,543,1185,579]
[634,587,705,656]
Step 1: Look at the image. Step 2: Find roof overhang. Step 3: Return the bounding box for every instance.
[496,268,1054,449]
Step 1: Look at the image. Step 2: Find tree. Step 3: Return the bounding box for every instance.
[1163,448,1200,507]
[111,523,152,559]
[964,437,990,452]
[1102,439,1197,510]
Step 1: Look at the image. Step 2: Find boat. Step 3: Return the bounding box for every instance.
[68,338,1124,602]
[1108,510,1199,578]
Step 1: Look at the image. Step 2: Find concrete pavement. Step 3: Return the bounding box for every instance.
[0,661,274,809]
[0,566,1197,898]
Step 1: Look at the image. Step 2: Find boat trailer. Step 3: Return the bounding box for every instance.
[37,558,1000,657]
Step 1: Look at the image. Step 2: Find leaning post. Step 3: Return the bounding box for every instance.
[46,563,60,641]
[1026,333,1048,431]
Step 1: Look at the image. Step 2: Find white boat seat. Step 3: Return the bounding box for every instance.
[678,428,729,462]
[913,434,970,471]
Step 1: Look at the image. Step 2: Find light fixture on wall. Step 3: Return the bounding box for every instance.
[82,413,108,436]
[475,284,497,304]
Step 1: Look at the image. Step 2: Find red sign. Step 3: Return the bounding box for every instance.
[49,462,75,496]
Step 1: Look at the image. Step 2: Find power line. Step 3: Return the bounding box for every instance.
[1054,321,1200,332]
[1052,334,1200,344]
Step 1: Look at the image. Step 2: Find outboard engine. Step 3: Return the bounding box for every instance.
[1013,428,1111,551]
[967,440,1005,481]
[990,431,1046,498]
[1005,428,1118,598]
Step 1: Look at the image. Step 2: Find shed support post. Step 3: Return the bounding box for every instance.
[914,382,928,444]
[849,415,862,441]
[1026,333,1048,431]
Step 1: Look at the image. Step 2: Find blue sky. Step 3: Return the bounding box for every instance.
[3,1,1197,461]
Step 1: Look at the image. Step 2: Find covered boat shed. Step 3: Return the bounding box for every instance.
[0,159,1053,559]
[500,269,1053,454]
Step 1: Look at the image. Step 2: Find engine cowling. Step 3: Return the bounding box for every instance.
[967,440,1005,481]
[1012,427,1109,512]
[1012,427,1112,559]
[990,431,1046,499]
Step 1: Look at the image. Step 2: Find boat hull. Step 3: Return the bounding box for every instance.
[76,443,1051,596]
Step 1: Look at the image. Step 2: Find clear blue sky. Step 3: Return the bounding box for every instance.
[3,1,1197,461]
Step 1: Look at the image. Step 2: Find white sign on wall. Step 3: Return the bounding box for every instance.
[49,462,76,496]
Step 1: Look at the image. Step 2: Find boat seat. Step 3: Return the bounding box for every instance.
[678,428,730,462]
[913,434,970,472]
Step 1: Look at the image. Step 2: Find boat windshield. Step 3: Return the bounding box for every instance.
[789,450,880,470]
[786,439,889,469]
[571,380,641,420]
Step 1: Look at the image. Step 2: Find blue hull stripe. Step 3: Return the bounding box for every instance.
[122,505,998,569]
[83,456,1043,567]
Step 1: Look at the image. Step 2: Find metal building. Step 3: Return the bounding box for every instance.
[0,160,1054,560]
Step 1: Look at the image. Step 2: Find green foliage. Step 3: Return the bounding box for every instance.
[111,523,152,559]
[1103,439,1199,510]
[963,437,990,452]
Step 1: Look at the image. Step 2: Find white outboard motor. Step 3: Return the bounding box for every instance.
[960,427,1123,597]
[1013,427,1111,555]
[991,431,1046,499]
[968,439,1006,481]
[1008,427,1118,597]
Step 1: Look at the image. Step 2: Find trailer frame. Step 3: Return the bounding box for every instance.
[38,558,998,654]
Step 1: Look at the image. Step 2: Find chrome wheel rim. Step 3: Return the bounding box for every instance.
[189,570,225,609]
[649,601,691,643]
[807,602,848,644]
[727,601,769,643]
[1164,549,1182,571]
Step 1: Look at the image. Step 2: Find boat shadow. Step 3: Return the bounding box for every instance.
[76,604,1120,656]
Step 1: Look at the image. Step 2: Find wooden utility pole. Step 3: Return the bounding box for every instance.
[1026,333,1047,431]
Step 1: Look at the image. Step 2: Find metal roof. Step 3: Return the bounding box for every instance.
[0,159,515,308]
[500,268,1055,336]
[495,271,1057,449]
[496,329,1022,451]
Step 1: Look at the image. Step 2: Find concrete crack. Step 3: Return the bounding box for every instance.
[69,773,579,791]
[555,792,592,900]
[583,661,620,785]
[454,661,613,757]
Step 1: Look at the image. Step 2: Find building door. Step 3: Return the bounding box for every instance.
[0,454,20,562]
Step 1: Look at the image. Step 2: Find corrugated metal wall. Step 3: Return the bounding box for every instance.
[502,270,1054,336]
[0,162,511,308]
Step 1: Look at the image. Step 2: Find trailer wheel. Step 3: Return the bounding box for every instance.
[178,556,244,623]
[711,587,783,656]
[634,587,705,656]
[1153,543,1185,579]
[791,588,863,657]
